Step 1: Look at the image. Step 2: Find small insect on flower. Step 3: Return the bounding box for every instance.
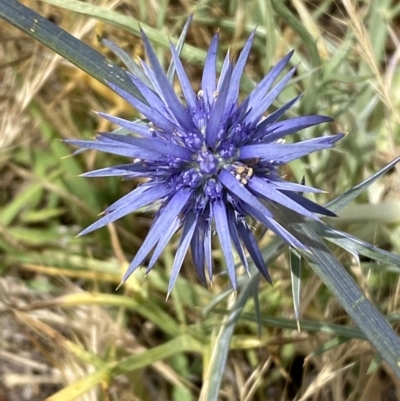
[66,18,343,294]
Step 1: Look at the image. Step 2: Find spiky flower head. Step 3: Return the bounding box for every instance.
[67,21,343,294]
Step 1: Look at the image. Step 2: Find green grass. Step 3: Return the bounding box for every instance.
[0,0,400,400]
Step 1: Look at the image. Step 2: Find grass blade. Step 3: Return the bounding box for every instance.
[290,247,302,329]
[273,205,400,377]
[326,156,400,213]
[199,275,256,401]
[302,230,400,377]
[314,223,400,267]
[0,1,143,101]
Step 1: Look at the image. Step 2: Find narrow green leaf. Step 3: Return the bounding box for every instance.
[112,335,202,375]
[277,209,400,377]
[290,247,302,328]
[326,156,400,212]
[314,223,400,268]
[0,184,42,226]
[45,368,109,401]
[0,1,143,101]
[322,37,352,80]
[200,275,257,401]
[251,276,262,338]
[8,227,64,245]
[237,312,398,340]
[367,0,392,64]
[255,0,277,67]
[367,354,382,374]
[307,251,400,376]
[307,336,349,358]
[200,237,284,400]
[202,288,233,317]
[54,292,181,337]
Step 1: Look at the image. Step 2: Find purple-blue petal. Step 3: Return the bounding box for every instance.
[213,199,237,290]
[253,95,301,135]
[107,81,177,134]
[245,203,307,250]
[97,112,153,138]
[281,191,337,217]
[271,180,324,193]
[204,218,213,280]
[79,184,171,236]
[236,221,271,283]
[218,169,273,218]
[222,31,255,119]
[65,138,162,160]
[202,33,219,107]
[217,50,231,92]
[104,183,152,213]
[81,163,154,178]
[147,217,180,273]
[190,219,207,286]
[98,133,194,160]
[248,176,320,220]
[121,188,192,283]
[102,38,153,88]
[238,50,294,118]
[244,67,296,125]
[259,115,334,144]
[167,212,198,295]
[169,42,199,113]
[239,133,344,163]
[139,59,165,97]
[205,63,233,148]
[227,209,249,273]
[126,73,175,120]
[140,30,197,132]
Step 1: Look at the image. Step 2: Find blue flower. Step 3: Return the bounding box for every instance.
[67,26,343,294]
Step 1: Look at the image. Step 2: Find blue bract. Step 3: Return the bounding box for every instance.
[67,25,343,294]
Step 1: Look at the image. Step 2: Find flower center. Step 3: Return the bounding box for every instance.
[197,150,219,174]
